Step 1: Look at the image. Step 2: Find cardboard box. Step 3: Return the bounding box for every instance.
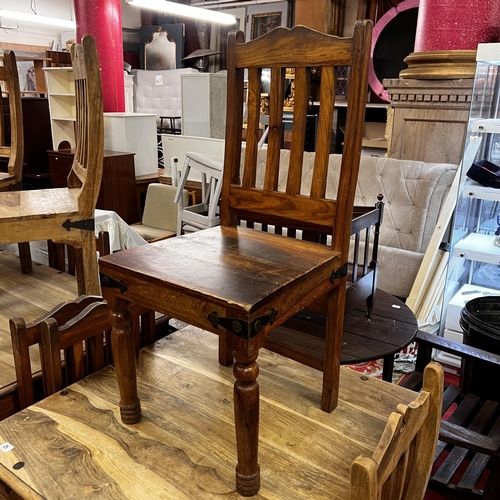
[362,122,387,149]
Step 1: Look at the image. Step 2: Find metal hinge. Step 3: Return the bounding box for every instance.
[99,273,127,293]
[62,218,95,232]
[330,262,348,283]
[208,308,278,340]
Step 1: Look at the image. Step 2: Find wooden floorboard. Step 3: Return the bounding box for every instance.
[0,326,417,499]
[0,250,77,415]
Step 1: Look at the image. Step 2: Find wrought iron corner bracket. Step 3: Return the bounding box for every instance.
[62,218,95,232]
[99,273,127,294]
[329,262,348,283]
[208,308,278,340]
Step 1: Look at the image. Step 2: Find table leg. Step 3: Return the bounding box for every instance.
[382,355,395,382]
[233,351,260,496]
[108,295,142,424]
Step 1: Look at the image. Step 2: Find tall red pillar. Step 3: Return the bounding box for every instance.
[415,0,500,52]
[74,0,125,112]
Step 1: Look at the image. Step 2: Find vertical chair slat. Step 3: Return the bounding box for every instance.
[286,67,310,196]
[310,66,335,199]
[242,67,261,188]
[264,67,285,191]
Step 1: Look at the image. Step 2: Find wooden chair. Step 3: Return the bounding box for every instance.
[40,299,112,395]
[0,50,32,274]
[350,362,444,500]
[100,21,373,421]
[0,50,23,191]
[219,21,372,412]
[401,330,500,499]
[0,35,104,295]
[10,293,156,410]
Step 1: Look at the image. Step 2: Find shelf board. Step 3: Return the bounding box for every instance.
[470,118,500,133]
[462,179,500,201]
[454,232,500,264]
[49,93,75,97]
[51,117,76,122]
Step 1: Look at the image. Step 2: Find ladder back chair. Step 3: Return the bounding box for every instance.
[0,50,32,273]
[98,21,372,495]
[350,362,444,500]
[0,35,104,295]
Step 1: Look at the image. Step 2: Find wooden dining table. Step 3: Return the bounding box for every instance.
[0,327,417,499]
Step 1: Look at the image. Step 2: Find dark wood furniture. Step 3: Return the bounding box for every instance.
[266,288,418,383]
[48,149,139,224]
[0,97,52,187]
[402,330,500,499]
[99,22,372,496]
[0,327,424,499]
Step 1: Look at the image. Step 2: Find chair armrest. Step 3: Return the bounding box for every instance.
[415,330,500,369]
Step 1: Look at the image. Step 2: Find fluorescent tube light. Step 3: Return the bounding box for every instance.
[0,10,76,29]
[126,0,236,25]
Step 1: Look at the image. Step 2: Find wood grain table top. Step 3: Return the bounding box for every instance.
[0,326,416,499]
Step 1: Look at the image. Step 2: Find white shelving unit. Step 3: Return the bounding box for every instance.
[43,67,76,149]
[441,42,500,353]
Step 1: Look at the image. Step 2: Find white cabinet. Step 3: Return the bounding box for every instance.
[103,113,158,177]
[181,73,227,139]
[442,43,500,347]
[43,67,76,149]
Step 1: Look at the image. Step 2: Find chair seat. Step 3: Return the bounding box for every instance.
[100,225,342,317]
[131,223,176,242]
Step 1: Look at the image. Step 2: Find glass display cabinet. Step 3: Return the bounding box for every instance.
[442,43,500,354]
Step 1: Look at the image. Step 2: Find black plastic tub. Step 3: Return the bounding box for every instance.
[460,296,500,399]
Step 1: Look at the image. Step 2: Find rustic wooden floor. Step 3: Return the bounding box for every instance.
[0,250,77,406]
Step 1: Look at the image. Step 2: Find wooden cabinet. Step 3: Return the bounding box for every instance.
[48,150,140,224]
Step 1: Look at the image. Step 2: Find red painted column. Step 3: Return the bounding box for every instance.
[74,0,125,112]
[415,0,500,52]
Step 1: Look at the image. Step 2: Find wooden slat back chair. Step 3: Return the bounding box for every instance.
[401,330,500,499]
[0,51,23,191]
[350,362,444,500]
[0,50,32,274]
[0,35,104,295]
[10,295,104,410]
[10,294,154,411]
[40,299,111,395]
[221,21,372,412]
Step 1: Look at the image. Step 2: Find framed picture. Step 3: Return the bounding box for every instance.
[250,12,282,40]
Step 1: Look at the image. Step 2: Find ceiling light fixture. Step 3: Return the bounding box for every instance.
[0,9,75,29]
[125,0,236,25]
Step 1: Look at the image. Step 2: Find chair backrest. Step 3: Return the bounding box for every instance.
[10,295,104,409]
[40,300,111,395]
[143,183,187,231]
[0,50,23,185]
[66,35,104,220]
[350,362,444,500]
[221,21,372,263]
